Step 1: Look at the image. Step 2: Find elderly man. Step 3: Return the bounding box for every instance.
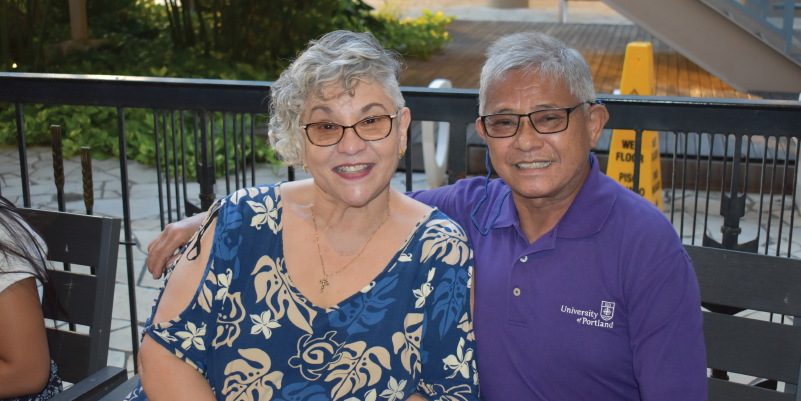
[147,32,707,400]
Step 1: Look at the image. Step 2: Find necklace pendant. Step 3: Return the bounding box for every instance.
[319,277,329,293]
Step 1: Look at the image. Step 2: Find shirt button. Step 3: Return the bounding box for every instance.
[520,256,528,263]
[513,288,521,296]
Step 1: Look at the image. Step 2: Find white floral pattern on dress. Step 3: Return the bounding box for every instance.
[379,376,406,401]
[442,338,473,379]
[176,322,207,351]
[250,310,281,340]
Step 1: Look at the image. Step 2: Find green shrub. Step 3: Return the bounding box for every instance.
[372,11,455,60]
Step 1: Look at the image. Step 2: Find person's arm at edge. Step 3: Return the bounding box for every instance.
[147,212,207,279]
[139,213,217,401]
[0,277,50,398]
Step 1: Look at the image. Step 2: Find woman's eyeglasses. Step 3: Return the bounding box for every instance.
[302,114,397,146]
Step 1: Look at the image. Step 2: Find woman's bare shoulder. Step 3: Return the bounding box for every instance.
[393,188,434,221]
[278,179,314,206]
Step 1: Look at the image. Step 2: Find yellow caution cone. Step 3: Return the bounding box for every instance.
[605,42,662,209]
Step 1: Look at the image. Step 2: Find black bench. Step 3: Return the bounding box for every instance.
[18,208,127,401]
[687,245,801,401]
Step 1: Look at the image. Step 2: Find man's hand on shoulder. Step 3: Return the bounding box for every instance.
[146,212,207,279]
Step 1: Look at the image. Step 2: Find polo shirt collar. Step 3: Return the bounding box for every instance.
[553,153,616,239]
[484,153,616,239]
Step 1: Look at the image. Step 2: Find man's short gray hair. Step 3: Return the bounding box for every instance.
[269,30,405,166]
[479,32,596,115]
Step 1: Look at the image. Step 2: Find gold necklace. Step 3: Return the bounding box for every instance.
[311,191,391,293]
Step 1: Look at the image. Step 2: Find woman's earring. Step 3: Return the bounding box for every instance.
[302,163,308,174]
[399,149,405,160]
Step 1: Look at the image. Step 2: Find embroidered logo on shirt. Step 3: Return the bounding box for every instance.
[600,301,615,321]
[561,304,615,329]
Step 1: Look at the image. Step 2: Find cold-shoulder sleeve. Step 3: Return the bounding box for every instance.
[142,199,226,376]
[413,215,479,400]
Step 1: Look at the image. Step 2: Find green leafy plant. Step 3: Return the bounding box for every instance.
[372,11,455,60]
[0,0,454,175]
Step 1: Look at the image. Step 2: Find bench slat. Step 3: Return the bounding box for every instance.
[43,270,96,326]
[47,328,91,384]
[704,312,801,383]
[708,377,795,401]
[16,208,111,267]
[687,245,801,317]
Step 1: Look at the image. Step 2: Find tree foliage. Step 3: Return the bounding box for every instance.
[0,0,454,174]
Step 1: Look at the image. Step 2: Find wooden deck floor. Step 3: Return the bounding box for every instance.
[402,21,790,100]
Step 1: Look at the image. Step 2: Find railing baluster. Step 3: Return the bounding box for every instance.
[691,133,702,245]
[163,112,173,224]
[180,112,189,219]
[14,103,30,207]
[743,135,752,204]
[787,137,800,258]
[223,113,231,194]
[251,115,256,187]
[776,137,790,256]
[153,110,165,230]
[198,112,215,210]
[670,131,678,224]
[681,132,689,239]
[232,114,240,190]
[633,128,643,200]
[406,123,412,192]
[765,136,780,255]
[703,134,715,243]
[171,111,181,222]
[756,134,770,251]
[116,107,140,373]
[240,113,247,188]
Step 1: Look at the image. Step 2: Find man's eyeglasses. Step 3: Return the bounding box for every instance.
[301,114,397,146]
[480,101,597,138]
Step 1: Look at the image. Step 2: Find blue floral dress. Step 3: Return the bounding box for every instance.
[127,184,479,401]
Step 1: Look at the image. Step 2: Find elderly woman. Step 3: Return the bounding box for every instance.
[128,31,478,401]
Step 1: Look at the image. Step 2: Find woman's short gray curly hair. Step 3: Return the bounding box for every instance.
[268,30,405,166]
[479,32,596,115]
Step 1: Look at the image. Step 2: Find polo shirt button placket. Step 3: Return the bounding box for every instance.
[519,256,528,263]
[513,287,521,296]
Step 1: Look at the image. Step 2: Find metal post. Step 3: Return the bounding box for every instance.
[116,108,140,373]
[198,112,216,210]
[171,112,181,222]
[81,147,93,216]
[153,110,165,230]
[51,125,66,212]
[81,147,96,276]
[406,124,412,192]
[14,104,30,207]
[632,129,643,196]
[51,125,71,278]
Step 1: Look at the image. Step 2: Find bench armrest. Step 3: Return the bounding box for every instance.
[49,366,128,401]
[97,374,140,401]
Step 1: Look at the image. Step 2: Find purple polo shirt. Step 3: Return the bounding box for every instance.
[409,154,707,400]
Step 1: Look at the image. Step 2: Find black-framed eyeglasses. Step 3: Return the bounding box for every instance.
[301,114,397,147]
[480,101,597,138]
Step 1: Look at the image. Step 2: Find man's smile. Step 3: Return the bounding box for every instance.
[516,161,552,169]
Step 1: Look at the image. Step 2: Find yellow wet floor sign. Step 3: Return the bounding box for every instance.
[605,42,662,208]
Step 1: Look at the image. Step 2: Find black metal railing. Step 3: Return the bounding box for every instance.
[2,72,800,374]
